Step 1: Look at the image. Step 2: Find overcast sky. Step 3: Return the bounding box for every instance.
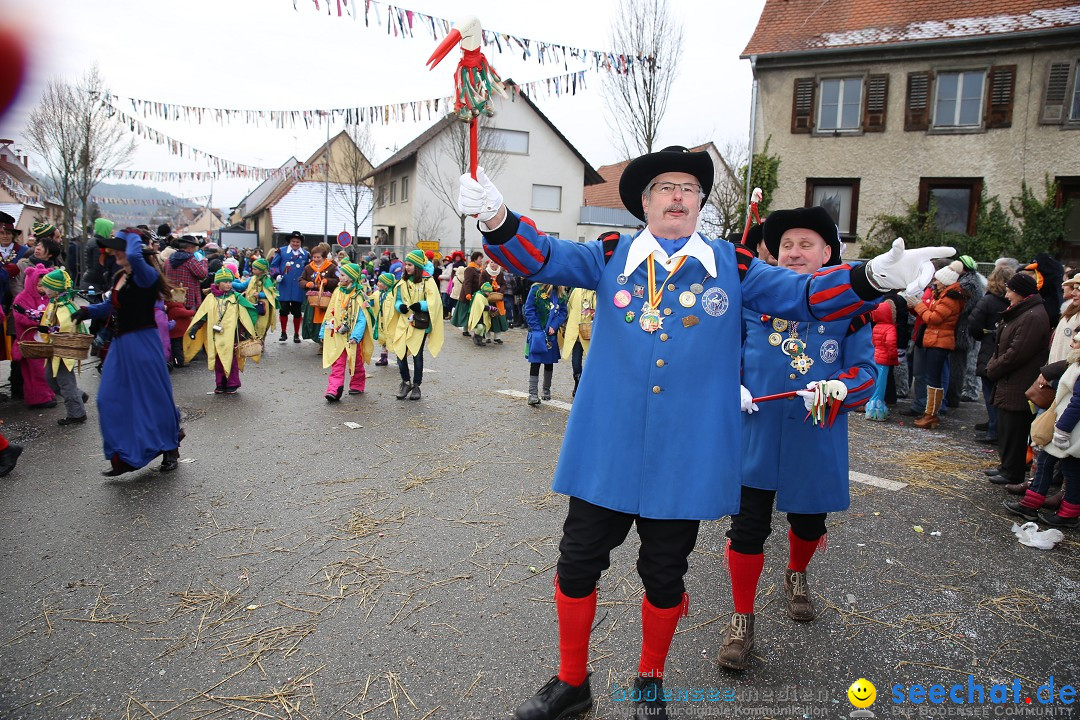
[0,0,766,209]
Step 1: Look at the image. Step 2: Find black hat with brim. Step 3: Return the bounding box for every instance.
[0,211,14,229]
[96,234,126,250]
[618,145,714,222]
[763,206,842,267]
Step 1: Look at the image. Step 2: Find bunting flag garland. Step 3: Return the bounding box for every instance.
[90,194,211,206]
[104,69,589,130]
[99,164,327,182]
[291,0,649,74]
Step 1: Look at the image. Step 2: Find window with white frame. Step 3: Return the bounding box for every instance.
[401,227,407,244]
[377,185,386,207]
[401,176,409,202]
[934,70,985,127]
[817,77,862,131]
[480,128,529,154]
[1072,67,1080,120]
[389,181,397,205]
[531,184,561,212]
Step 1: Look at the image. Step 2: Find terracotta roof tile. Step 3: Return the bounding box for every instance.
[743,0,1080,56]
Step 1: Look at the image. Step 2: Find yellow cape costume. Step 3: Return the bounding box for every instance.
[242,273,278,340]
[391,277,444,359]
[369,287,402,349]
[183,292,258,371]
[560,288,596,359]
[321,285,374,373]
[43,299,89,373]
[467,289,492,335]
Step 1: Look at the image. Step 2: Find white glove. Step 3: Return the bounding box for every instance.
[796,380,848,411]
[740,385,759,414]
[457,166,504,223]
[1053,427,1071,449]
[867,238,955,294]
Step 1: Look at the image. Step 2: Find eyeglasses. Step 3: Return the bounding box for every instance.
[649,182,702,196]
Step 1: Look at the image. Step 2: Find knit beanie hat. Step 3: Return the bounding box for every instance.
[934,260,963,287]
[32,221,55,240]
[405,249,427,268]
[40,268,72,292]
[93,218,115,240]
[252,258,269,273]
[378,272,396,288]
[1007,272,1038,297]
[958,255,977,271]
[214,268,236,284]
[479,282,493,294]
[341,263,363,284]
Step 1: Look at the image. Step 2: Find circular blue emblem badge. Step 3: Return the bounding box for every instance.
[700,287,729,317]
[820,339,840,364]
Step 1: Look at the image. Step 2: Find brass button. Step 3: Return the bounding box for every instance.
[789,373,797,380]
[656,359,665,368]
[660,333,669,342]
[652,385,662,394]
[667,283,676,291]
[663,308,672,316]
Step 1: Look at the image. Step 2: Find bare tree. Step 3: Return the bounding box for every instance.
[699,140,748,240]
[24,79,81,236]
[331,123,376,240]
[72,66,136,235]
[412,200,445,243]
[417,115,507,252]
[601,0,684,158]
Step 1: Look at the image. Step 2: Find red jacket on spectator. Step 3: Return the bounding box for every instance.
[165,300,195,339]
[871,300,898,366]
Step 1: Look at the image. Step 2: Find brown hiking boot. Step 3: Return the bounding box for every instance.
[784,569,816,621]
[716,612,755,671]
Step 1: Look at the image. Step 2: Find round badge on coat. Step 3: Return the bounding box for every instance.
[679,291,695,308]
[614,290,631,308]
[768,332,783,346]
[1067,327,1073,337]
[617,274,628,285]
[690,283,704,295]
[772,318,789,332]
[700,287,729,317]
[820,339,840,364]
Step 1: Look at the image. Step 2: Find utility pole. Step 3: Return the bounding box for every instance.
[323,114,330,247]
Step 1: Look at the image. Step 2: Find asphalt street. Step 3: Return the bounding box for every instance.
[1,321,1078,720]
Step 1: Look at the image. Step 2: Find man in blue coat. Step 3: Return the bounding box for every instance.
[269,230,310,343]
[458,146,950,720]
[718,206,876,672]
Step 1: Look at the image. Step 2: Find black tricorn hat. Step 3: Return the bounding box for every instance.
[618,145,713,222]
[0,211,14,228]
[763,206,842,267]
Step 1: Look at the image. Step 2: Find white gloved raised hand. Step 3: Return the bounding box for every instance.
[457,166,504,223]
[740,385,759,414]
[867,238,955,294]
[1053,427,1071,449]
[795,379,848,411]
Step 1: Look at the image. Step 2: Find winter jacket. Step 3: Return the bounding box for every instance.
[1048,306,1080,363]
[986,294,1051,411]
[163,251,209,310]
[1046,363,1080,459]
[968,291,1009,377]
[913,283,965,350]
[954,270,985,352]
[870,300,898,366]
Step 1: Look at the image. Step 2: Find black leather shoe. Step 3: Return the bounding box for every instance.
[279,332,288,342]
[1003,498,1039,519]
[513,675,592,720]
[293,335,301,343]
[57,415,87,426]
[102,457,137,477]
[974,434,998,444]
[0,444,23,477]
[632,676,668,719]
[1038,510,1079,528]
[159,450,179,472]
[988,473,1019,485]
[984,468,1002,476]
[975,421,989,432]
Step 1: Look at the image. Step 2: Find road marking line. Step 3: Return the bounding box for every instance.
[498,389,573,411]
[850,471,907,491]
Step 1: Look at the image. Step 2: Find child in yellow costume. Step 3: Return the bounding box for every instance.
[561,287,596,397]
[233,257,277,341]
[320,263,374,402]
[467,281,495,348]
[370,272,401,367]
[39,268,89,425]
[184,268,258,394]
[391,249,444,401]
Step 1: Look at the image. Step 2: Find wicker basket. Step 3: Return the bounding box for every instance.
[306,290,332,308]
[578,322,593,340]
[17,327,53,359]
[487,291,504,302]
[50,332,93,360]
[237,338,264,358]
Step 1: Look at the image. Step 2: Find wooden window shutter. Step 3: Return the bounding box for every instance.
[905,71,932,131]
[1040,61,1074,124]
[863,74,889,132]
[985,65,1016,129]
[791,77,815,134]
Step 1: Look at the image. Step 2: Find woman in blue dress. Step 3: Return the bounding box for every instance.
[523,283,567,406]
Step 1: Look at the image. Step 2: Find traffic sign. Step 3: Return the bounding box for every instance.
[337,231,352,247]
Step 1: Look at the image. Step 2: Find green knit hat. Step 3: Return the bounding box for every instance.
[959,255,977,271]
[214,268,236,284]
[32,221,55,240]
[40,268,72,292]
[341,262,363,284]
[405,249,427,268]
[252,258,269,273]
[93,218,114,239]
[378,272,396,288]
[479,282,493,294]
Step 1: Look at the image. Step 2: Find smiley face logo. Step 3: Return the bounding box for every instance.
[848,678,876,708]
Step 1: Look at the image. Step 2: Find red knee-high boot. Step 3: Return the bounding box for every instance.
[556,581,596,687]
[788,528,824,572]
[638,594,688,679]
[292,316,302,337]
[727,547,764,614]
